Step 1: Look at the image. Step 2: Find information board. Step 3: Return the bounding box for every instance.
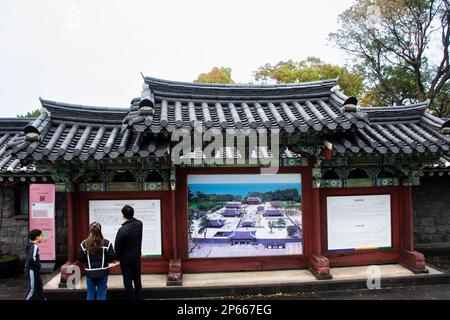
[29,184,56,261]
[327,194,391,251]
[89,199,162,256]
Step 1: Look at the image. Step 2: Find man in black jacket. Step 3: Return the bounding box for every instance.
[115,205,143,300]
[25,229,45,300]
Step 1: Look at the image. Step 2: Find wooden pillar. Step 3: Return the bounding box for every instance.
[59,188,83,287]
[308,162,331,279]
[399,185,427,273]
[167,167,182,286]
[66,191,73,262]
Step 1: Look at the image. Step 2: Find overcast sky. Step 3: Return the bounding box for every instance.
[0,0,354,117]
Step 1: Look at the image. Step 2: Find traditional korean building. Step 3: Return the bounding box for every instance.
[206,219,226,228]
[225,202,242,209]
[262,209,286,217]
[247,197,261,205]
[221,209,243,218]
[0,76,449,286]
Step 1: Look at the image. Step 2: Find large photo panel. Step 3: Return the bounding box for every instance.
[89,199,162,256]
[326,194,392,251]
[187,174,303,258]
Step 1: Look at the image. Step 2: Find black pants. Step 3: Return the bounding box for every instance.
[120,258,142,300]
[25,269,44,300]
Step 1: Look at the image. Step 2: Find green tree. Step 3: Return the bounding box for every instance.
[194,67,235,84]
[359,64,419,106]
[197,215,209,237]
[17,109,40,118]
[253,57,365,97]
[329,0,450,115]
[287,225,298,237]
[188,217,194,239]
[268,221,274,233]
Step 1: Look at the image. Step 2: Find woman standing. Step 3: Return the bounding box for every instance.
[77,222,118,300]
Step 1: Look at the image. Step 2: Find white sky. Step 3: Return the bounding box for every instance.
[188,174,301,184]
[0,0,354,117]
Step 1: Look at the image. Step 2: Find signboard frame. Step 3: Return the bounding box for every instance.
[76,191,172,273]
[187,173,303,259]
[176,166,311,273]
[320,187,401,264]
[326,194,392,252]
[88,199,162,257]
[28,184,56,262]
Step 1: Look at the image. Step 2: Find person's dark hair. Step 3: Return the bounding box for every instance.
[122,205,134,219]
[85,222,104,254]
[29,229,42,241]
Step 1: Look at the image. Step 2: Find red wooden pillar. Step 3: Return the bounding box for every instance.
[67,191,75,262]
[59,189,83,287]
[308,162,331,279]
[399,185,427,273]
[167,167,182,285]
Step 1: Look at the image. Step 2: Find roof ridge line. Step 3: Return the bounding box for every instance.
[360,101,429,112]
[39,98,129,112]
[143,75,339,89]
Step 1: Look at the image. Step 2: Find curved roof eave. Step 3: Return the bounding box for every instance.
[142,75,341,100]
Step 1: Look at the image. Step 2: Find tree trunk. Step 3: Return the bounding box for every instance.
[413,64,427,102]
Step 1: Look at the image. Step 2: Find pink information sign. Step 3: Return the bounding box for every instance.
[29,184,56,261]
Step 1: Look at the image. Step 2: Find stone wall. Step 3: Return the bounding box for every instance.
[0,187,68,263]
[413,174,450,246]
[0,188,28,258]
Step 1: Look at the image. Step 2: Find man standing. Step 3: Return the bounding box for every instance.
[25,229,45,300]
[115,205,143,300]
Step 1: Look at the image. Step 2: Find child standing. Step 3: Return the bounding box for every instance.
[25,229,45,300]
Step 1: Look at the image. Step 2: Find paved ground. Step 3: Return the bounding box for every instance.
[44,264,430,291]
[2,274,450,300]
[0,272,55,300]
[0,274,27,300]
[230,284,450,300]
[426,254,450,271]
[1,272,450,300]
[1,253,449,300]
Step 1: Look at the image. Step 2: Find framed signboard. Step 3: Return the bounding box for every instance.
[326,194,392,251]
[187,173,303,258]
[29,184,56,261]
[89,199,162,256]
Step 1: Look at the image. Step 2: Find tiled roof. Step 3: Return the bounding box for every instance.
[16,99,169,162]
[262,209,285,217]
[324,103,450,155]
[0,119,41,174]
[2,76,449,164]
[430,155,450,169]
[122,77,366,133]
[425,123,450,170]
[228,231,256,240]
